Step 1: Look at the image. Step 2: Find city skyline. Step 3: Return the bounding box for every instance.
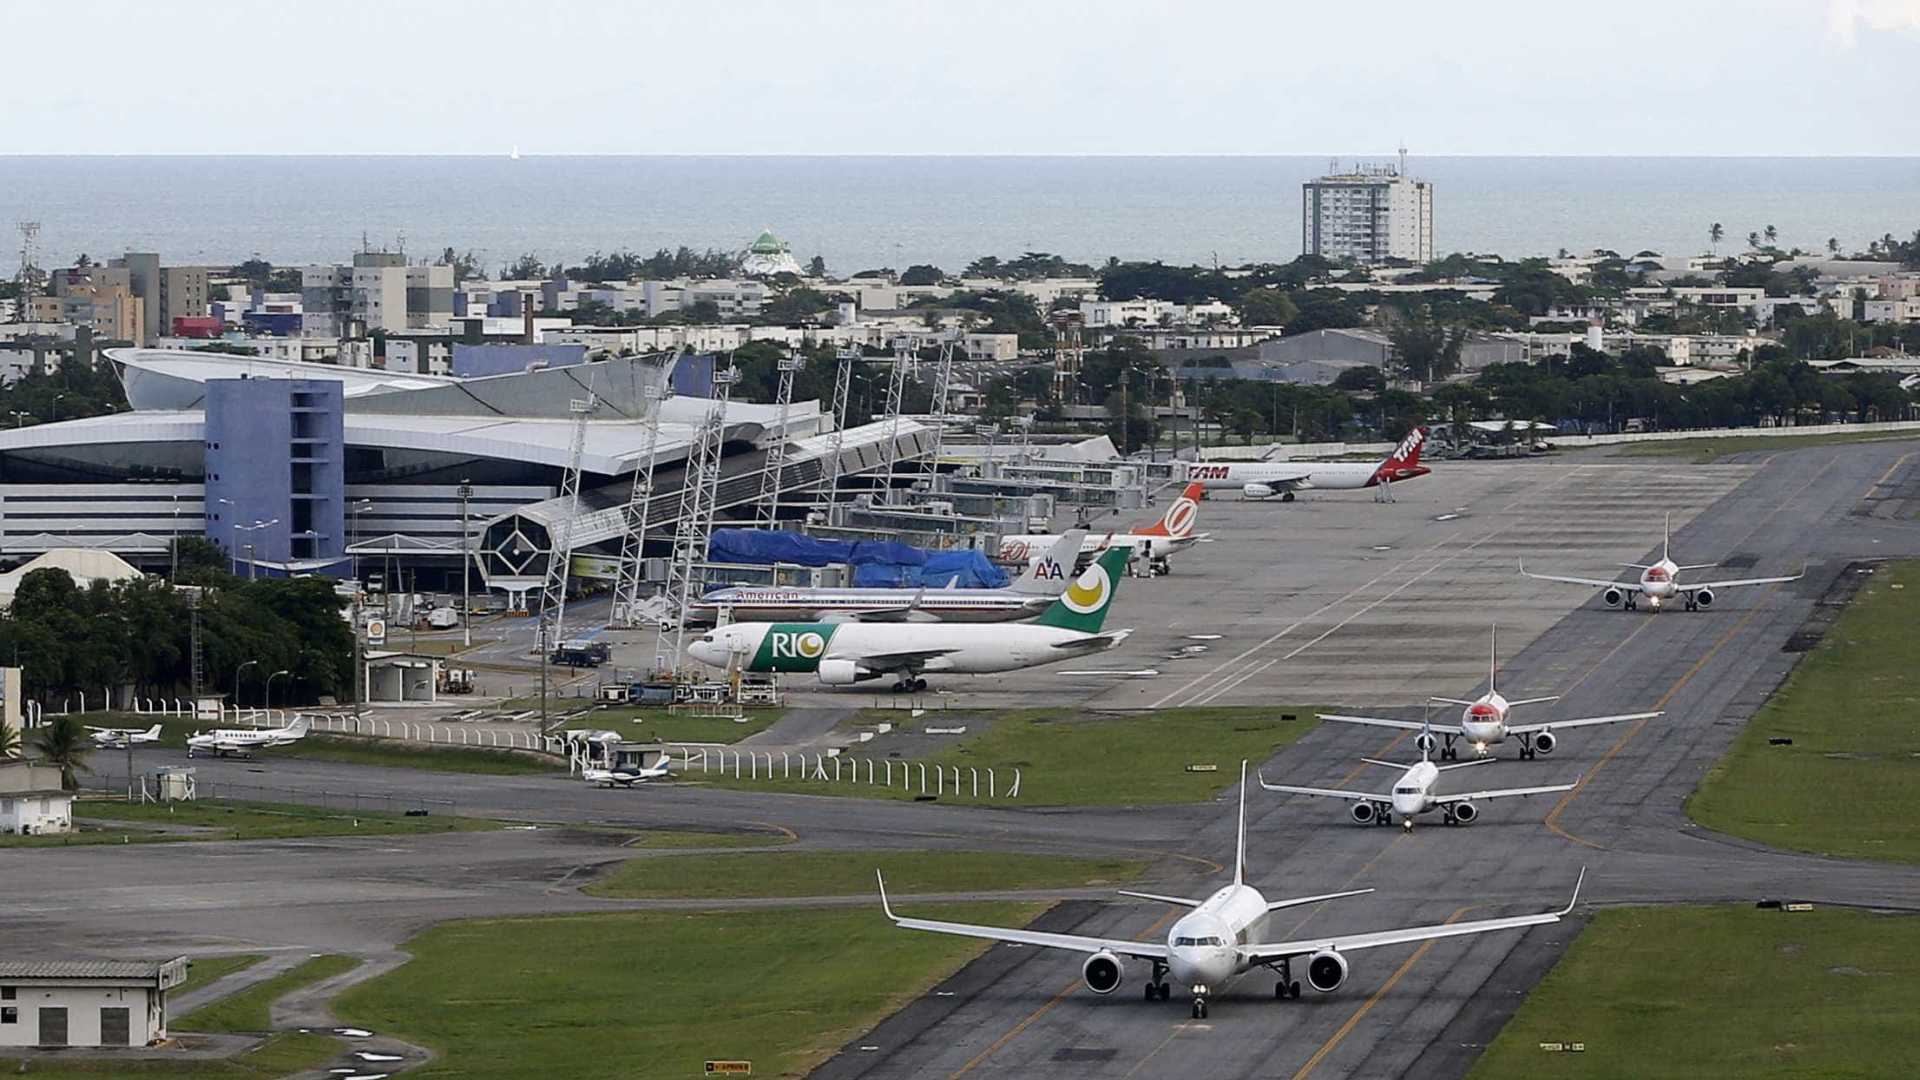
[3,1,1917,157]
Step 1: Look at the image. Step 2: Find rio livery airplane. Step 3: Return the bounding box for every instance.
[1320,627,1661,760]
[1520,513,1802,612]
[880,762,1583,1018]
[1182,427,1430,503]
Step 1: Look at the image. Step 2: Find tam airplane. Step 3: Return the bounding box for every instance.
[880,761,1583,1019]
[186,715,310,759]
[1181,427,1430,503]
[1520,513,1803,613]
[997,483,1208,576]
[1260,727,1579,829]
[86,723,162,748]
[1319,627,1661,760]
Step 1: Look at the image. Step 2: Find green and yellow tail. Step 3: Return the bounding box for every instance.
[1032,544,1131,633]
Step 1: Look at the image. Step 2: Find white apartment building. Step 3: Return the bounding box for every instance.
[301,253,453,336]
[1863,297,1920,323]
[1302,165,1434,265]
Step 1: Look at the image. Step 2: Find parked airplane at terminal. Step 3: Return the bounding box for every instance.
[1260,727,1578,829]
[1181,427,1430,502]
[86,723,162,748]
[879,762,1583,1018]
[998,483,1208,575]
[1319,627,1661,760]
[689,531,1086,626]
[688,545,1135,691]
[582,763,670,788]
[1520,513,1803,612]
[186,715,310,759]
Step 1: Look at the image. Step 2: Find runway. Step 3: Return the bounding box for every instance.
[5,441,1919,1080]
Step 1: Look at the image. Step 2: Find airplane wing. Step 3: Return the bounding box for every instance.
[1257,781,1381,802]
[1518,561,1639,592]
[1680,571,1803,592]
[848,648,960,673]
[1239,870,1583,967]
[1505,711,1661,735]
[1432,779,1578,805]
[835,606,916,623]
[880,873,1169,961]
[1117,890,1204,908]
[1319,713,1465,736]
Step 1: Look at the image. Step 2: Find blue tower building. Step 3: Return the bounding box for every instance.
[203,377,346,575]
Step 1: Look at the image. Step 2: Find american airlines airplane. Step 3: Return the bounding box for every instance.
[1260,727,1579,829]
[1319,627,1661,760]
[1180,427,1430,502]
[186,715,310,759]
[880,762,1583,1018]
[689,530,1085,626]
[997,483,1208,576]
[1520,513,1803,612]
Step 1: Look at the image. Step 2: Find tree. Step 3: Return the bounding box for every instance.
[1827,237,1840,256]
[30,715,90,791]
[437,248,484,283]
[502,253,548,280]
[1764,225,1778,248]
[1235,288,1297,328]
[1388,319,1467,383]
[806,255,827,278]
[171,536,229,584]
[0,714,17,758]
[1747,231,1761,250]
[1709,223,1724,252]
[965,255,1003,278]
[899,264,944,286]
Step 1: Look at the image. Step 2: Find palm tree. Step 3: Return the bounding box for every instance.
[1827,237,1840,256]
[1747,231,1761,250]
[30,716,90,792]
[1764,225,1778,248]
[0,716,17,759]
[1709,223,1724,252]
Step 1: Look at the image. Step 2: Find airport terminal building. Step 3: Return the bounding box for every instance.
[0,349,930,593]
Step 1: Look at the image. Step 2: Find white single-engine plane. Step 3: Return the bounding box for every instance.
[86,723,162,748]
[878,762,1584,1018]
[1520,512,1802,613]
[1319,627,1661,760]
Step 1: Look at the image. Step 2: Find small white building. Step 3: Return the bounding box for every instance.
[364,650,441,703]
[0,762,72,836]
[0,957,187,1047]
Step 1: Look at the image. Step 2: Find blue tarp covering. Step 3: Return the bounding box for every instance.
[708,529,1009,589]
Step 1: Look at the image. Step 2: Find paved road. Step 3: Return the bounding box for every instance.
[5,442,1918,1080]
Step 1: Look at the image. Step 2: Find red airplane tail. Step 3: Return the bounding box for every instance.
[1135,482,1205,538]
[1372,427,1430,484]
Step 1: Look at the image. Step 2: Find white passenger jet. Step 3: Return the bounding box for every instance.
[688,545,1135,692]
[86,723,163,748]
[581,762,670,788]
[1319,627,1661,760]
[186,715,310,759]
[879,762,1583,1018]
[1181,427,1430,503]
[997,483,1208,576]
[1520,513,1802,612]
[1260,727,1578,829]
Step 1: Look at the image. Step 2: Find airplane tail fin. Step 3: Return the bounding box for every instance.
[1010,529,1085,595]
[1488,624,1498,695]
[1376,426,1427,476]
[1134,482,1205,538]
[1419,717,1434,764]
[289,714,310,736]
[1662,511,1671,563]
[1234,759,1248,887]
[1032,544,1131,633]
[145,724,162,739]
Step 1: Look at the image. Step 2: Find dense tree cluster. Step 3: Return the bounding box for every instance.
[0,353,128,427]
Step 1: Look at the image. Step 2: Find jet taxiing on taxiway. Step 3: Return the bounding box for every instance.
[880,762,1583,1018]
[1520,512,1803,612]
[1260,726,1578,829]
[1319,627,1662,760]
[1181,427,1430,502]
[690,545,1136,691]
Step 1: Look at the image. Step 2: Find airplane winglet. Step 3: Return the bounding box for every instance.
[876,870,896,921]
[1559,867,1587,917]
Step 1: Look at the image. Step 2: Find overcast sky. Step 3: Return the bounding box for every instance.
[6,0,1918,155]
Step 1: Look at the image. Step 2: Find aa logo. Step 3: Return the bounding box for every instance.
[771,630,827,659]
[1161,497,1198,537]
[1033,558,1066,581]
[1061,563,1112,614]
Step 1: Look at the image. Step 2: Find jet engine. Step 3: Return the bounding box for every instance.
[1602,586,1625,608]
[1414,731,1438,754]
[1533,730,1557,755]
[1082,951,1123,995]
[1242,482,1276,500]
[1350,802,1377,825]
[1306,949,1349,993]
[816,659,870,686]
[1451,801,1479,824]
[1693,588,1715,609]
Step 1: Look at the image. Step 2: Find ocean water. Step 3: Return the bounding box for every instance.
[0,156,1915,279]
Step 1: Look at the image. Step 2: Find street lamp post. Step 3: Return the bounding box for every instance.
[349,499,373,585]
[234,518,279,580]
[265,668,291,714]
[233,659,258,717]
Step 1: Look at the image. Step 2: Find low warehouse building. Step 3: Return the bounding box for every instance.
[0,762,72,836]
[0,958,186,1048]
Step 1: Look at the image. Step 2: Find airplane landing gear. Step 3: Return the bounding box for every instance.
[1440,733,1459,761]
[1281,491,1296,503]
[1272,958,1302,1000]
[890,677,928,693]
[1517,733,1536,760]
[1190,996,1209,1019]
[1146,961,1170,1001]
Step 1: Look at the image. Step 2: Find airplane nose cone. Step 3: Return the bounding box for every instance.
[687,641,721,667]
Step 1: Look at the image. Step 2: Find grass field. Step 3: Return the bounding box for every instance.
[1614,429,1920,464]
[557,707,781,744]
[277,733,560,775]
[176,954,360,1034]
[0,798,497,848]
[175,954,267,998]
[584,849,1144,900]
[699,706,1315,805]
[1689,559,1920,863]
[0,1032,344,1079]
[1469,906,1920,1080]
[336,903,1044,1080]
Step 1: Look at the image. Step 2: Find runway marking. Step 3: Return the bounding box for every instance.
[748,820,799,843]
[1289,907,1473,1080]
[1865,450,1915,499]
[944,909,1178,1080]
